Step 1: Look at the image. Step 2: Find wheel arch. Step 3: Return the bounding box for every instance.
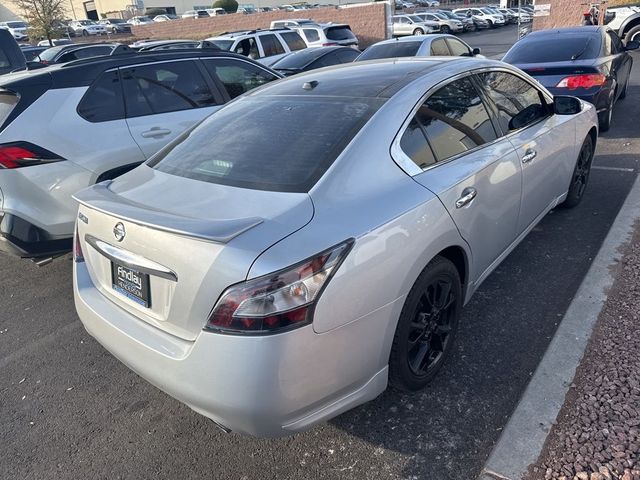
[437,245,469,300]
[619,13,640,40]
[588,126,598,151]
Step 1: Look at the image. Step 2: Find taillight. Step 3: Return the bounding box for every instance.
[205,239,353,335]
[73,225,84,263]
[556,74,606,90]
[0,142,64,169]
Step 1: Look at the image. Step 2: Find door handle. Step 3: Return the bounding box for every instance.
[455,187,477,209]
[141,127,172,138]
[522,149,537,164]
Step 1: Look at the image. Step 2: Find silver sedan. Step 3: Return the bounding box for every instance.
[73,57,598,437]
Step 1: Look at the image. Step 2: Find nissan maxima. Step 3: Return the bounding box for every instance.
[73,58,598,437]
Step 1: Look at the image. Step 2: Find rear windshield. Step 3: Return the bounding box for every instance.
[325,26,356,41]
[149,96,383,192]
[209,39,234,50]
[357,42,422,61]
[6,22,27,28]
[503,35,601,63]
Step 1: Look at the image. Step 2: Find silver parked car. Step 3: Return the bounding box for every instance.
[392,14,438,36]
[74,57,598,437]
[356,35,481,61]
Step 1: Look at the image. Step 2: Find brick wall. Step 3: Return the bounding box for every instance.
[532,0,584,30]
[131,4,388,49]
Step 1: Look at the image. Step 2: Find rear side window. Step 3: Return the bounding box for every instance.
[77,70,125,122]
[476,71,548,132]
[357,42,422,61]
[259,34,285,57]
[149,96,384,192]
[121,61,218,117]
[430,39,450,56]
[418,77,497,162]
[303,29,320,43]
[58,46,112,63]
[280,31,306,51]
[336,48,360,63]
[233,38,260,59]
[203,59,278,99]
[502,35,601,63]
[325,26,356,41]
[400,117,436,169]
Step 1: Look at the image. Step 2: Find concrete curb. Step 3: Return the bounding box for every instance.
[477,172,640,480]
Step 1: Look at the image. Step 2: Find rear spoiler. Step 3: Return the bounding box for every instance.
[74,181,263,243]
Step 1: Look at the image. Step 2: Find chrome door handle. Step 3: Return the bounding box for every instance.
[455,187,477,209]
[522,149,537,163]
[141,128,172,138]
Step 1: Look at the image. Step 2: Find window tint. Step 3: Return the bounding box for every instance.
[204,59,277,99]
[430,39,450,56]
[325,26,356,41]
[418,77,497,161]
[357,42,422,61]
[149,96,384,192]
[233,38,260,59]
[309,51,342,69]
[502,35,601,63]
[446,38,470,56]
[121,61,217,117]
[303,29,320,42]
[400,118,436,169]
[477,71,548,132]
[77,70,125,122]
[259,34,285,57]
[336,48,360,63]
[58,46,112,63]
[280,31,306,51]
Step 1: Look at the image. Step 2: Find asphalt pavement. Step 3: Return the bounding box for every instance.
[1,28,640,480]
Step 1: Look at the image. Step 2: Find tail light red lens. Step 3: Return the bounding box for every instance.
[556,74,606,90]
[73,225,84,263]
[205,239,353,335]
[0,142,64,169]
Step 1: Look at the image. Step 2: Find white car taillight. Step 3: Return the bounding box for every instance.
[205,239,353,335]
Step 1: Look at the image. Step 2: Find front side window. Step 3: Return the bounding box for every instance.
[259,34,285,57]
[77,70,125,122]
[149,96,384,192]
[418,77,497,162]
[203,59,278,99]
[446,38,470,56]
[121,60,217,117]
[430,39,450,56]
[476,71,548,132]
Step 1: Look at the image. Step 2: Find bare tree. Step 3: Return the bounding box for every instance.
[14,0,68,46]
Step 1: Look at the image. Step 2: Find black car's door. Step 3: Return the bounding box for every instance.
[606,30,632,99]
[0,29,26,75]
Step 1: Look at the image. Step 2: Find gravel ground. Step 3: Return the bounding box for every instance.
[525,225,640,480]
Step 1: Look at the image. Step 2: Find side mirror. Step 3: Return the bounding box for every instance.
[625,40,640,51]
[472,47,481,55]
[554,95,582,115]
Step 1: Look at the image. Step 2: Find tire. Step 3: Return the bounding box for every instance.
[598,98,613,132]
[488,20,494,28]
[112,27,117,34]
[619,78,629,100]
[389,256,462,391]
[625,24,640,45]
[560,135,594,209]
[82,29,89,36]
[413,28,425,36]
[441,25,450,34]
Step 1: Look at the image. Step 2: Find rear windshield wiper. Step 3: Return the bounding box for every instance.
[571,37,592,60]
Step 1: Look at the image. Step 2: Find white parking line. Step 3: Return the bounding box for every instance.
[592,166,635,172]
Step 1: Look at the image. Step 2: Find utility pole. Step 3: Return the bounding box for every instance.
[516,0,521,42]
[69,0,78,19]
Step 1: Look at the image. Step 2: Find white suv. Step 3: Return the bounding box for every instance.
[206,28,307,66]
[0,21,29,42]
[0,51,280,259]
[453,8,506,28]
[280,23,358,48]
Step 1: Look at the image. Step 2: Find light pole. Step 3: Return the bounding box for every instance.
[69,0,78,20]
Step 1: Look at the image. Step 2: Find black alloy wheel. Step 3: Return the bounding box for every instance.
[389,256,462,391]
[561,135,594,209]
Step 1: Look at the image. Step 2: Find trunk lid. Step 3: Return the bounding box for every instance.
[516,60,601,89]
[75,165,314,341]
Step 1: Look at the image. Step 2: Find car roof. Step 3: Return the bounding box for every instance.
[366,34,459,47]
[527,26,604,36]
[0,50,270,89]
[271,45,347,67]
[253,57,473,99]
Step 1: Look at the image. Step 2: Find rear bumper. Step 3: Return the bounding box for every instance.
[0,212,72,258]
[74,260,398,437]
